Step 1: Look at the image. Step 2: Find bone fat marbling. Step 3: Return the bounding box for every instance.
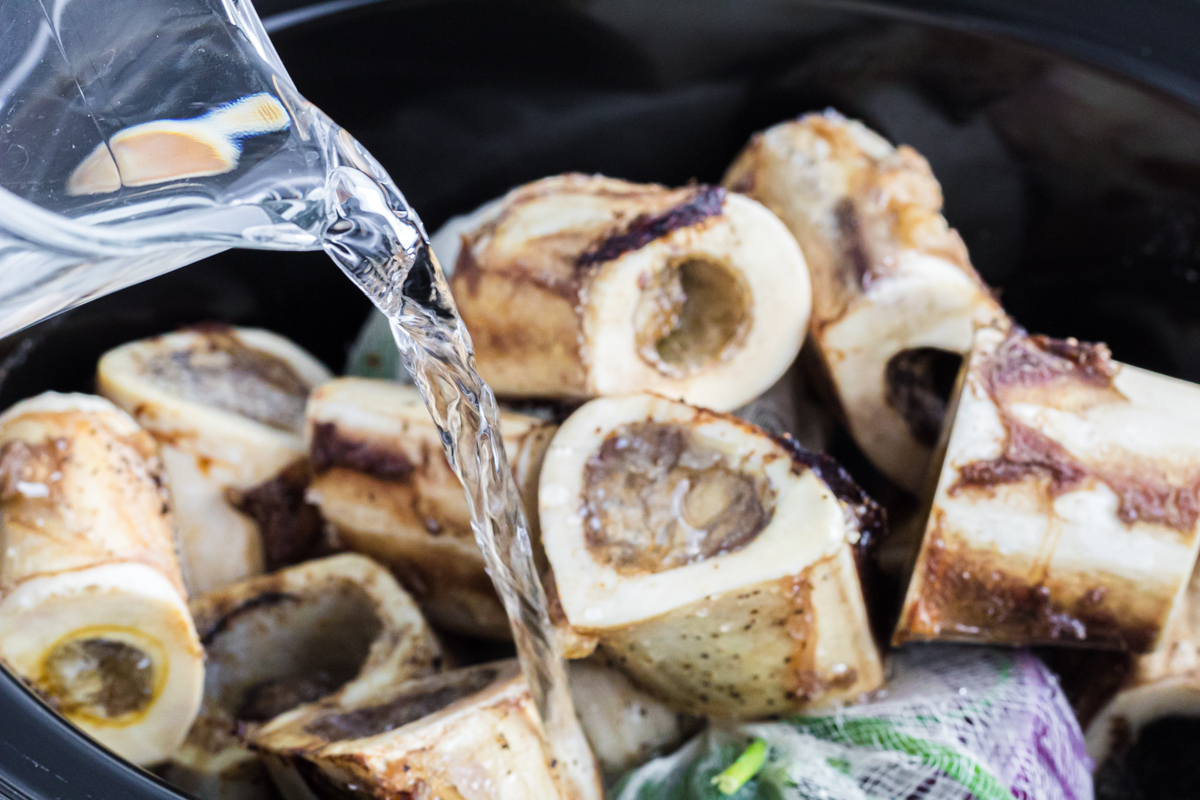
[895,327,1200,652]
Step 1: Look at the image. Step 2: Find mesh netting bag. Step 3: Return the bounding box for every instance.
[613,646,1093,800]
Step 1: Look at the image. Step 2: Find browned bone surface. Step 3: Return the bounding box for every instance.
[724,113,973,327]
[902,527,1156,651]
[164,554,442,799]
[722,112,1006,493]
[250,664,579,800]
[958,334,1200,532]
[304,379,554,639]
[227,460,326,571]
[309,422,418,482]
[0,407,181,595]
[450,176,713,398]
[540,394,883,717]
[576,186,726,267]
[896,328,1200,651]
[303,667,499,742]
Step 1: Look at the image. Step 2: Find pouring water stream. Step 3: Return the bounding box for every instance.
[316,122,599,798]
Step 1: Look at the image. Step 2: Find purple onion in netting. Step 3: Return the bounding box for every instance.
[1007,652,1094,800]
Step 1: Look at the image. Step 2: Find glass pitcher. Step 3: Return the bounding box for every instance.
[0,0,419,338]
[0,1,430,797]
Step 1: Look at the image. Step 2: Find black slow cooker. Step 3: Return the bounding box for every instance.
[3,1,1200,799]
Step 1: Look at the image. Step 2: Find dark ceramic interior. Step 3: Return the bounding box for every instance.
[3,2,1200,799]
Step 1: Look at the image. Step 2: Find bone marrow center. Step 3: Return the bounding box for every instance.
[304,668,500,742]
[634,257,750,377]
[141,334,310,432]
[206,582,384,725]
[40,636,158,723]
[583,422,774,575]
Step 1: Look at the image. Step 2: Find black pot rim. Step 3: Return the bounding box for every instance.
[262,0,1200,107]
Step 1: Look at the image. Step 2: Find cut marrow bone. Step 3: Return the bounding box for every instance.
[304,377,556,639]
[98,326,331,594]
[724,111,1008,491]
[539,393,883,718]
[253,661,599,800]
[441,174,811,411]
[160,553,443,800]
[0,392,202,765]
[895,327,1200,652]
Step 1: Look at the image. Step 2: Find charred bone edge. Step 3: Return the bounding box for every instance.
[160,553,444,800]
[443,174,811,412]
[723,111,1008,492]
[98,328,332,595]
[894,327,1200,652]
[568,659,699,781]
[0,392,203,765]
[252,661,599,800]
[539,393,883,718]
[1085,568,1200,767]
[304,377,556,640]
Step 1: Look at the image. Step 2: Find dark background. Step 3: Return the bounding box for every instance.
[4,2,1200,799]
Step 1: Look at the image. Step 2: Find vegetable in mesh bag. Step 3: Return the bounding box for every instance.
[613,646,1093,800]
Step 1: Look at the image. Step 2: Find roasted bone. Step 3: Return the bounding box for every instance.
[438,173,811,411]
[724,111,1008,491]
[304,377,555,640]
[98,326,331,593]
[895,327,1200,652]
[160,553,442,800]
[539,393,883,718]
[253,661,599,800]
[0,392,203,765]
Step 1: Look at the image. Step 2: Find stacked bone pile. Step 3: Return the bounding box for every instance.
[1,110,1195,800]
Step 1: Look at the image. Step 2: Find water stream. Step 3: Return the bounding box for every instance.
[316,124,599,799]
